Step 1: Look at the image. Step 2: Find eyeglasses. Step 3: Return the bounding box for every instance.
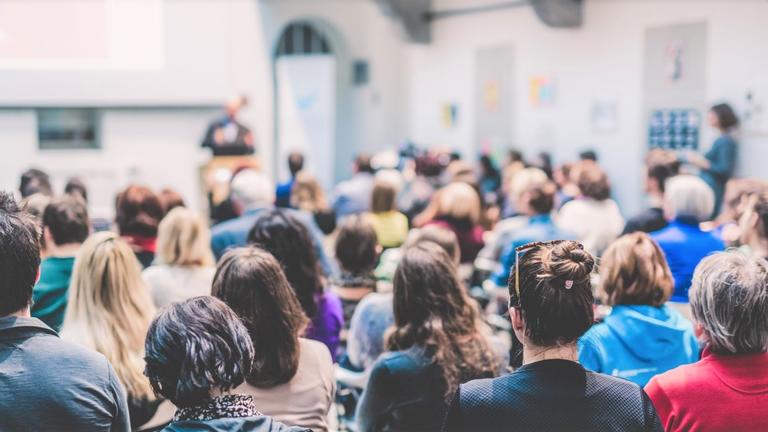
[510,240,567,308]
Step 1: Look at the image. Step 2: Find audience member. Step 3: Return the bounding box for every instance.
[423,182,485,263]
[0,193,130,431]
[32,195,89,331]
[357,242,497,432]
[706,178,767,244]
[157,187,186,215]
[367,178,409,248]
[533,151,553,180]
[64,177,88,202]
[248,210,343,359]
[557,164,624,255]
[623,149,680,234]
[333,154,375,219]
[445,240,662,431]
[142,207,215,308]
[20,192,51,224]
[213,247,335,431]
[144,296,308,431]
[737,189,768,259]
[579,149,598,163]
[115,184,164,268]
[552,162,579,208]
[478,155,501,203]
[277,151,304,208]
[651,175,724,301]
[645,251,768,431]
[579,233,698,386]
[375,224,460,287]
[333,216,379,328]
[19,167,52,198]
[291,171,337,235]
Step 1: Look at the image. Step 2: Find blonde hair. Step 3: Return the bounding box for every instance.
[61,231,157,400]
[436,182,481,224]
[156,207,214,267]
[664,175,715,222]
[290,172,329,212]
[509,167,549,203]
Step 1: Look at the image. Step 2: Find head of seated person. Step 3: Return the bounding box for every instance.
[506,167,548,214]
[516,181,557,218]
[738,189,768,259]
[663,175,714,224]
[230,169,275,215]
[155,207,214,268]
[404,225,460,267]
[575,164,612,202]
[42,195,90,256]
[0,192,41,318]
[335,215,379,287]
[644,149,680,202]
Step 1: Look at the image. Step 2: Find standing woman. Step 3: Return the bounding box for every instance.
[686,103,739,216]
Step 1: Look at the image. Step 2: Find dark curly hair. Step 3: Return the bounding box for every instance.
[247,210,324,319]
[144,296,254,408]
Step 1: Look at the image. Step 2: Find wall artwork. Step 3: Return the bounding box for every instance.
[529,76,556,107]
[648,109,700,150]
[442,103,458,129]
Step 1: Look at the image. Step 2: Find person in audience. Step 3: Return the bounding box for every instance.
[651,175,724,302]
[144,296,307,431]
[61,231,162,429]
[115,184,164,268]
[445,240,662,431]
[357,242,498,432]
[737,189,768,259]
[367,178,409,248]
[64,177,88,203]
[32,195,89,331]
[579,149,599,163]
[579,233,699,386]
[20,192,51,225]
[552,162,579,209]
[706,178,767,244]
[557,164,624,255]
[248,210,343,359]
[143,207,216,308]
[533,151,553,180]
[333,154,375,220]
[19,167,52,198]
[423,182,485,263]
[213,247,335,431]
[291,171,336,235]
[478,154,501,203]
[157,187,186,215]
[623,149,680,234]
[333,216,380,328]
[645,251,768,431]
[0,192,130,431]
[276,151,304,208]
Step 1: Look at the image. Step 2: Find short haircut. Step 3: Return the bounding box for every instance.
[64,177,88,202]
[335,216,378,273]
[405,225,460,265]
[19,168,52,198]
[579,150,598,162]
[288,152,304,176]
[510,240,595,346]
[144,296,254,408]
[230,169,275,208]
[690,251,768,354]
[0,192,41,316]
[115,185,164,237]
[355,154,374,174]
[525,181,557,215]
[157,188,185,215]
[371,180,397,213]
[710,103,739,130]
[664,175,714,222]
[156,207,214,267]
[645,149,680,193]
[42,196,90,246]
[576,165,611,201]
[599,233,674,306]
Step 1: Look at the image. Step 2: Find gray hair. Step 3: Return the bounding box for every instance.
[664,175,714,222]
[690,251,768,354]
[230,169,275,209]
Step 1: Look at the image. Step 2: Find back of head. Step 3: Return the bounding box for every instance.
[371,179,398,213]
[510,240,595,346]
[0,192,41,316]
[290,171,328,212]
[156,207,213,267]
[20,193,51,222]
[355,154,374,174]
[212,247,307,387]
[230,169,275,210]
[600,233,674,306]
[579,150,598,162]
[336,216,378,274]
[645,149,680,193]
[690,251,768,355]
[288,152,304,176]
[509,167,549,202]
[115,185,163,238]
[436,182,481,224]
[524,181,557,215]
[664,175,714,222]
[576,164,611,201]
[42,195,90,246]
[158,188,185,215]
[404,225,460,266]
[19,168,52,198]
[64,177,88,203]
[144,296,254,407]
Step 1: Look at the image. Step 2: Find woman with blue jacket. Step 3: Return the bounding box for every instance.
[579,232,699,386]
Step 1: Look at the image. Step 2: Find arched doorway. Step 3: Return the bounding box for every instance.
[273,21,337,190]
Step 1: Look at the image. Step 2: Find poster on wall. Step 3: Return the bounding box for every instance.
[529,76,556,107]
[648,109,700,150]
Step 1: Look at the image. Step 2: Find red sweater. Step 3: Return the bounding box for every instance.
[645,347,768,432]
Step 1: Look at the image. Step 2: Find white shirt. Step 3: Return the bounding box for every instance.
[556,198,625,256]
[142,265,215,309]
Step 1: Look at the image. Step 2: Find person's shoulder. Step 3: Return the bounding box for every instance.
[29,332,113,380]
[646,360,706,394]
[375,349,428,374]
[585,370,646,398]
[299,338,333,368]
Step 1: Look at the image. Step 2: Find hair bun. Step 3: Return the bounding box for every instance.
[546,241,595,284]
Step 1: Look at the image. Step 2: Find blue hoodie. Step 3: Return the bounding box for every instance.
[578,305,699,386]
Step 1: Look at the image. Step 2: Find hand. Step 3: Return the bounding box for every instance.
[685,151,709,169]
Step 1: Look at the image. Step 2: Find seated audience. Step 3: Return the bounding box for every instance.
[367,178,409,248]
[157,187,185,215]
[557,164,624,256]
[333,154,375,219]
[115,184,164,268]
[61,231,162,429]
[276,151,304,208]
[738,189,768,259]
[357,242,498,432]
[445,240,662,431]
[144,296,308,432]
[213,247,335,431]
[651,175,724,301]
[423,182,485,263]
[19,167,53,198]
[291,171,337,235]
[248,210,343,359]
[0,193,130,431]
[32,195,89,331]
[142,207,216,308]
[623,149,680,234]
[210,169,335,276]
[333,216,379,327]
[579,233,699,386]
[645,251,768,431]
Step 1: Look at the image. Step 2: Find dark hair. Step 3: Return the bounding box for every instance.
[335,216,378,274]
[0,192,41,316]
[355,154,374,174]
[536,152,553,179]
[157,188,185,215]
[115,185,163,237]
[42,196,89,245]
[247,210,323,319]
[579,150,598,162]
[509,241,595,346]
[508,149,524,163]
[710,103,739,130]
[19,168,52,198]
[371,181,397,213]
[389,242,497,401]
[64,177,88,202]
[577,165,611,201]
[213,247,308,388]
[288,152,304,176]
[479,155,499,179]
[645,149,680,193]
[144,296,254,408]
[526,181,556,215]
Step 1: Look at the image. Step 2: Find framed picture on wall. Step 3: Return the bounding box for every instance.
[37,108,101,150]
[648,108,700,150]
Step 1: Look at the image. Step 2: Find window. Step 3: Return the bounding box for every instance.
[37,108,101,150]
[276,22,331,57]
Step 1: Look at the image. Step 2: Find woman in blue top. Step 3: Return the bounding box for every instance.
[579,232,699,386]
